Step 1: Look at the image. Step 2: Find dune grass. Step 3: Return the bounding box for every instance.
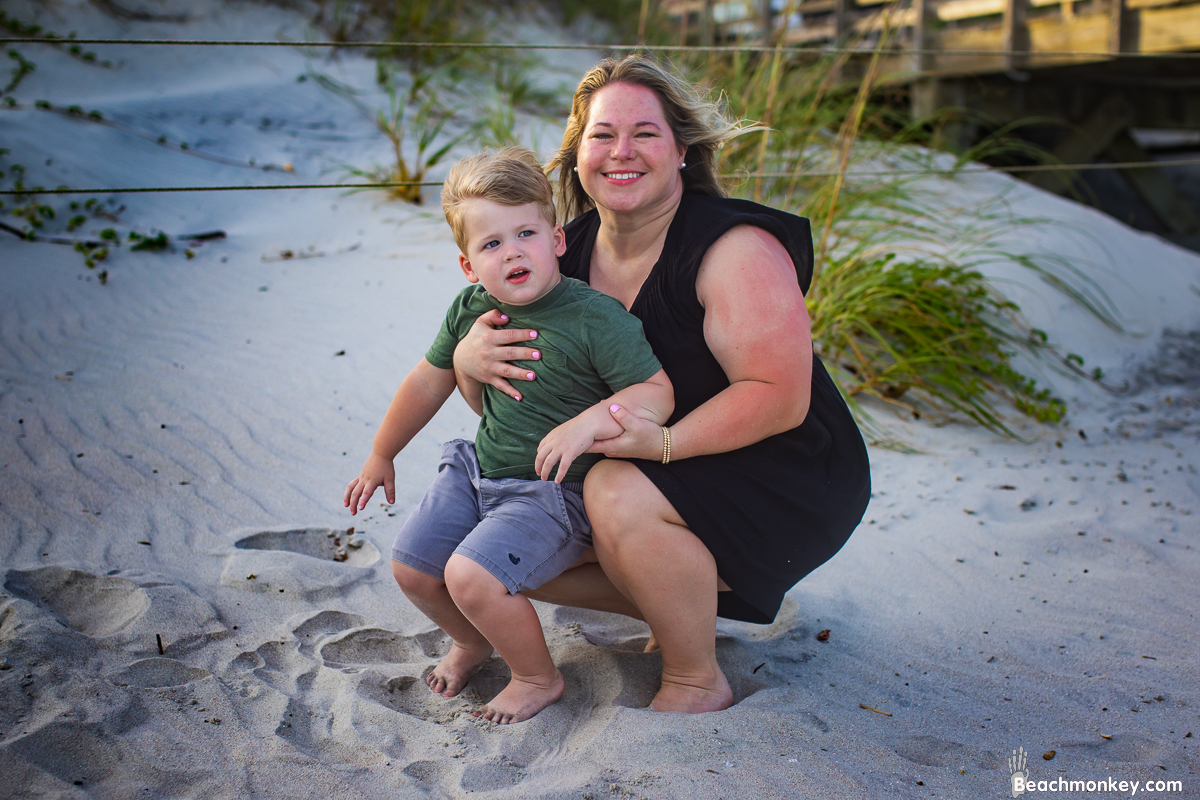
[662,19,1120,439]
[312,0,1119,439]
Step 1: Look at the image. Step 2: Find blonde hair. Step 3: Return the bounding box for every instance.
[441,146,557,252]
[548,55,753,222]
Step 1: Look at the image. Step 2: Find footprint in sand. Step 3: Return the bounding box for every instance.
[4,567,149,638]
[220,528,381,600]
[460,757,526,792]
[235,528,379,566]
[317,628,430,667]
[0,603,18,643]
[1057,734,1168,764]
[289,609,371,658]
[893,735,1000,769]
[356,671,459,722]
[109,657,210,688]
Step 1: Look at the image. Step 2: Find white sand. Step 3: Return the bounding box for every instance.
[1,2,1198,797]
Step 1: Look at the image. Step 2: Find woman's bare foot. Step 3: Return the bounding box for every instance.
[426,641,493,697]
[650,670,733,714]
[472,670,564,724]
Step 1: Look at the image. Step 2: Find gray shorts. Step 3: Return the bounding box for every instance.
[390,439,592,595]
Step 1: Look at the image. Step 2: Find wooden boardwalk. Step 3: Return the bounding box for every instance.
[663,0,1200,73]
[663,0,1200,233]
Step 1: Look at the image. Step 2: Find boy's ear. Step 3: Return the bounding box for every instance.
[458,254,481,283]
[553,224,567,257]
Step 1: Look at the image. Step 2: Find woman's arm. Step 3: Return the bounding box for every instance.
[675,224,812,458]
[590,225,811,462]
[452,308,543,414]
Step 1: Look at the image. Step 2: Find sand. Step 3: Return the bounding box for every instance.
[1,1,1198,798]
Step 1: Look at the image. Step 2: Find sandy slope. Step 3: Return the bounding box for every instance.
[1,2,1198,798]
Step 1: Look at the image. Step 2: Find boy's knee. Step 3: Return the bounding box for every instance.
[392,559,443,597]
[444,554,507,608]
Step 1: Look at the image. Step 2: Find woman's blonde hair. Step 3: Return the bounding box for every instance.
[548,55,753,222]
[441,146,556,253]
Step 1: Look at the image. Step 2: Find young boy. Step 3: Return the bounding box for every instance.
[343,147,673,724]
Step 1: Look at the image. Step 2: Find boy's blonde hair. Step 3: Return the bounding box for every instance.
[441,146,557,252]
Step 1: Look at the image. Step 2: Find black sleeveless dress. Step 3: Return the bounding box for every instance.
[559,193,871,624]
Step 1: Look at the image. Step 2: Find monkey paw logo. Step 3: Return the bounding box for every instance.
[1008,746,1030,797]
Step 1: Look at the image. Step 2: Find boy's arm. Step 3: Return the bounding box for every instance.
[454,369,486,417]
[344,358,457,514]
[534,369,673,482]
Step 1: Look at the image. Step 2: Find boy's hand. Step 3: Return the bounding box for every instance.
[344,452,396,515]
[536,412,604,483]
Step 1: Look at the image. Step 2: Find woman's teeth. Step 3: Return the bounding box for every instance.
[606,172,641,180]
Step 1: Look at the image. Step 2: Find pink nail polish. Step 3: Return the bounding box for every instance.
[610,404,620,413]
[530,331,537,339]
[500,314,508,320]
[514,395,521,402]
[532,351,540,359]
[526,372,535,380]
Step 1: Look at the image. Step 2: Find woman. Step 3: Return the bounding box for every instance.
[453,56,871,714]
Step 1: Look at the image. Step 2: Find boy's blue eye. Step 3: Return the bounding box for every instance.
[482,239,499,249]
[517,229,534,238]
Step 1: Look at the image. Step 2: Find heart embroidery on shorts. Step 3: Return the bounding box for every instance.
[508,553,521,565]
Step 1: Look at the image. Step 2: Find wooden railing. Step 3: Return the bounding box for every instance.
[662,0,1200,76]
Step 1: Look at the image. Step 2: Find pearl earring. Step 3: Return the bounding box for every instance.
[680,162,686,168]
[573,166,578,172]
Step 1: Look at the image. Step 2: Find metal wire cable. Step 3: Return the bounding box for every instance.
[5,36,1200,59]
[3,157,1198,195]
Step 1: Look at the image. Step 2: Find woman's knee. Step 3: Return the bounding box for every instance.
[584,460,682,537]
[584,460,649,528]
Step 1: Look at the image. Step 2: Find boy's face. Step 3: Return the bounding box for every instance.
[457,200,565,306]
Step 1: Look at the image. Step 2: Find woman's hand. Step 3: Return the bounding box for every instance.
[587,404,667,462]
[344,452,395,516]
[452,308,541,404]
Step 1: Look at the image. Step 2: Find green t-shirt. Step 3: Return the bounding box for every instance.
[426,277,662,482]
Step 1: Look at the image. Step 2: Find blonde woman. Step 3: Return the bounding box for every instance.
[453,56,871,714]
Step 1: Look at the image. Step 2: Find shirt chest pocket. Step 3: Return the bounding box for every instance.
[519,341,578,399]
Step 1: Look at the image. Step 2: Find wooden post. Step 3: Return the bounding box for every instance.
[761,0,774,42]
[1002,0,1028,70]
[701,0,713,47]
[1109,0,1127,55]
[834,0,851,45]
[1106,131,1200,234]
[912,0,934,74]
[909,0,939,121]
[1030,92,1135,193]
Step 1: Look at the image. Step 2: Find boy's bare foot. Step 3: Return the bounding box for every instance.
[650,670,733,714]
[426,641,493,697]
[472,670,564,724]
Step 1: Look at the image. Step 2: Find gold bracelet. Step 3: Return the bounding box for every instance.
[661,426,672,465]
